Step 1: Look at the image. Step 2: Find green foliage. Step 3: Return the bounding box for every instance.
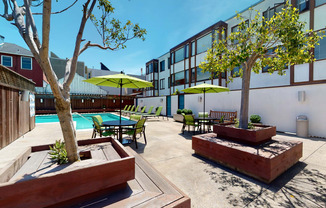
[200,1,324,81]
[172,89,180,95]
[181,109,192,115]
[234,118,254,129]
[219,115,225,123]
[90,0,146,50]
[49,140,69,164]
[250,114,261,123]
[248,122,254,129]
[177,109,182,114]
[187,109,193,115]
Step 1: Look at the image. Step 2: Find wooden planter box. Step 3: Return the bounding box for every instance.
[173,114,184,122]
[0,138,135,208]
[192,133,302,183]
[213,123,276,145]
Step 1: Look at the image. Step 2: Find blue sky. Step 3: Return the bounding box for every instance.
[0,0,256,75]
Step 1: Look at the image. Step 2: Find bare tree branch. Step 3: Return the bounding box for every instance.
[33,0,79,15]
[41,0,51,56]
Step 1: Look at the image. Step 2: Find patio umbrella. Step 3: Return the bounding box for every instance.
[181,82,229,115]
[83,72,153,125]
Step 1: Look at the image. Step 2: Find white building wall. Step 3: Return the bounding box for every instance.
[138,97,166,115]
[171,95,179,115]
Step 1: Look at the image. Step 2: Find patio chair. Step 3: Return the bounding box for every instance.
[132,106,146,115]
[123,118,147,149]
[137,106,154,116]
[123,105,134,115]
[142,106,163,119]
[130,114,142,121]
[121,105,132,114]
[198,112,211,132]
[116,105,129,112]
[182,114,199,134]
[91,115,116,138]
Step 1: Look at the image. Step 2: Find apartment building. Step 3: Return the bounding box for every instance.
[145,0,326,97]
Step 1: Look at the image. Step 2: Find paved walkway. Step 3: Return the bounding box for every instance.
[0,116,325,208]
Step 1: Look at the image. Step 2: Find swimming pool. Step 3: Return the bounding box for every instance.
[35,113,128,130]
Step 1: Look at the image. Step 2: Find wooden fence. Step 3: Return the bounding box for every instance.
[0,65,35,149]
[35,95,135,114]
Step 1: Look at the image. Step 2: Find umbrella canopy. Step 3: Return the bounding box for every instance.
[83,72,153,124]
[182,82,229,115]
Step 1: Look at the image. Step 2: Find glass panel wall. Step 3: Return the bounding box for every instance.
[197,33,212,54]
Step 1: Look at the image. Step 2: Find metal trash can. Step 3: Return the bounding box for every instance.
[296,115,308,137]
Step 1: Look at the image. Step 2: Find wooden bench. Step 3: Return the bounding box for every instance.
[209,110,237,123]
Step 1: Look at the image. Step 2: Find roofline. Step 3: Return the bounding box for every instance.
[0,51,33,58]
[224,0,265,22]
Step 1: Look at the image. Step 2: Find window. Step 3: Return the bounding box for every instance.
[197,33,212,54]
[1,55,12,67]
[297,0,309,12]
[21,57,32,70]
[232,65,241,77]
[160,60,165,72]
[168,76,171,88]
[175,47,184,63]
[160,78,165,90]
[316,0,326,6]
[149,63,153,73]
[154,80,158,90]
[171,74,175,86]
[185,69,189,84]
[191,41,195,56]
[191,68,196,83]
[171,52,174,65]
[168,58,171,69]
[154,62,158,73]
[315,30,326,60]
[263,3,284,21]
[146,65,149,74]
[185,44,189,59]
[174,71,185,86]
[196,67,211,81]
[231,21,249,44]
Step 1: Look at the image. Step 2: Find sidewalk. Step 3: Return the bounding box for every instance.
[0,118,325,208]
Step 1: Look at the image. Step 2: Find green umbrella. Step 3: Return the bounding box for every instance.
[181,82,229,115]
[83,72,153,130]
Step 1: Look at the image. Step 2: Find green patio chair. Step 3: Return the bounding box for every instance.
[138,106,153,116]
[121,105,132,114]
[130,114,142,121]
[142,106,163,119]
[123,118,147,149]
[127,105,139,116]
[198,112,211,132]
[91,115,116,138]
[117,105,129,112]
[123,105,134,115]
[133,106,147,115]
[181,114,199,134]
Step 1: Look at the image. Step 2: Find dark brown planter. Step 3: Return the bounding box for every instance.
[213,123,276,145]
[192,133,303,183]
[0,137,135,208]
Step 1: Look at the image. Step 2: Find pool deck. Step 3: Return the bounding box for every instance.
[0,116,326,207]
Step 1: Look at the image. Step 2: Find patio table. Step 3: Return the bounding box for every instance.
[102,120,137,144]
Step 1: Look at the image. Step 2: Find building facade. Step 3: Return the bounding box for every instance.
[145,0,326,96]
[0,42,43,87]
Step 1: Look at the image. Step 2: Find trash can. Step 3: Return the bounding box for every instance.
[296,115,308,137]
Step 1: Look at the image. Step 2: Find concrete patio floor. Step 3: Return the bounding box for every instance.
[0,116,325,208]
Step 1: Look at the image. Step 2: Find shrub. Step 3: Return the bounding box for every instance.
[181,109,188,114]
[187,109,192,115]
[49,140,69,164]
[250,115,261,123]
[177,109,182,114]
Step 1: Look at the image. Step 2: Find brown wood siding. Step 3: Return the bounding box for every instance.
[0,86,32,149]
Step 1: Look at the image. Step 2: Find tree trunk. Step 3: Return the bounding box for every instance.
[55,96,79,162]
[239,64,251,129]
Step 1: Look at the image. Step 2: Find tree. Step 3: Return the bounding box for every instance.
[200,1,323,129]
[0,0,146,162]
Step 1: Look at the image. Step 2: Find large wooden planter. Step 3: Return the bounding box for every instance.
[213,123,276,145]
[0,138,135,208]
[193,133,302,183]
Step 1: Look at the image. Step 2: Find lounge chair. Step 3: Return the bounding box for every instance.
[126,105,139,116]
[130,114,142,121]
[116,105,129,112]
[135,106,153,116]
[142,106,163,119]
[132,106,146,115]
[91,115,116,138]
[121,105,132,114]
[123,118,147,149]
[181,114,199,134]
[123,105,134,115]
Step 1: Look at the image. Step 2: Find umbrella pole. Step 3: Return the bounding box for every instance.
[119,83,122,143]
[203,90,206,132]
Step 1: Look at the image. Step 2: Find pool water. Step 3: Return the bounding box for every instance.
[35,113,128,130]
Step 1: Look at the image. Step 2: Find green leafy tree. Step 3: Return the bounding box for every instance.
[1,0,146,162]
[200,1,323,129]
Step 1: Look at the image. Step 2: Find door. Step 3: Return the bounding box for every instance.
[178,94,184,110]
[166,96,171,116]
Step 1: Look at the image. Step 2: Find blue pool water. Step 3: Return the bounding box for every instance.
[35,113,128,130]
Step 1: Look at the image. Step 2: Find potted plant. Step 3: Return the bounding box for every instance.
[173,109,185,122]
[250,114,262,124]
